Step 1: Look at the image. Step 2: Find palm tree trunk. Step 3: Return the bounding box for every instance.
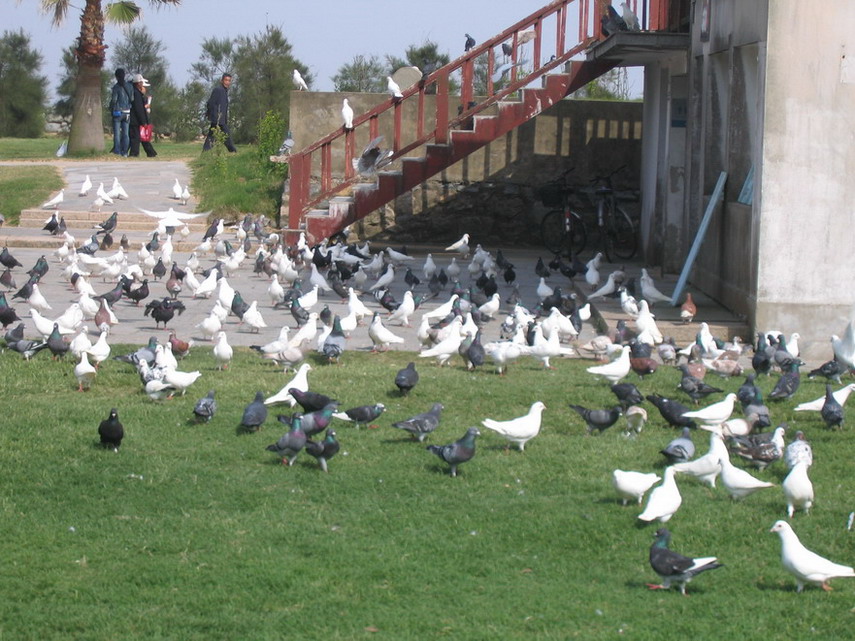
[67,0,107,154]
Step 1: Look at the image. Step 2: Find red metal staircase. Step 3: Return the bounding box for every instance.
[283,0,669,243]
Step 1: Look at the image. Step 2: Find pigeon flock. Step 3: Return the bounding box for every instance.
[8,183,855,596]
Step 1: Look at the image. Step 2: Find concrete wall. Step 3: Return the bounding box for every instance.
[286,92,643,245]
[755,0,855,359]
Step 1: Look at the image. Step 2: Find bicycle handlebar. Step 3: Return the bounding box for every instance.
[588,164,627,185]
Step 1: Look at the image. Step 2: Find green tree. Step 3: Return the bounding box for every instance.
[0,30,48,138]
[54,43,111,128]
[39,0,180,154]
[332,54,386,93]
[229,25,307,143]
[386,41,455,94]
[190,37,235,86]
[573,68,632,100]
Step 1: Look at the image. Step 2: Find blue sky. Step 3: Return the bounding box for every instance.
[9,0,642,97]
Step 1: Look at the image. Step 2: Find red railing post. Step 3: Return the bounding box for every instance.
[392,103,402,153]
[343,130,355,180]
[435,72,449,144]
[321,142,332,192]
[287,153,307,231]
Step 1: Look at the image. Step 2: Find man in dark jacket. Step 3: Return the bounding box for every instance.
[128,73,157,158]
[203,73,237,152]
[109,68,133,156]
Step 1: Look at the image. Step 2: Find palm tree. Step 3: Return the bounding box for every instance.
[41,0,180,153]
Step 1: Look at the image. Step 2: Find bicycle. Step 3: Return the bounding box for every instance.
[537,168,587,258]
[585,165,637,262]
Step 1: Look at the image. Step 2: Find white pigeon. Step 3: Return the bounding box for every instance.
[637,466,682,523]
[794,383,855,412]
[525,324,574,369]
[422,253,437,279]
[386,75,403,99]
[784,431,813,469]
[536,277,554,301]
[621,2,641,30]
[172,178,183,200]
[297,285,319,311]
[145,379,176,401]
[42,189,64,209]
[612,470,660,506]
[293,69,309,91]
[347,288,372,321]
[27,284,52,313]
[288,313,319,348]
[368,312,405,352]
[782,462,814,518]
[341,98,354,129]
[831,320,855,370]
[242,301,267,333]
[265,363,313,406]
[585,253,602,290]
[483,339,526,375]
[619,287,640,318]
[217,277,235,309]
[385,247,413,264]
[444,233,470,257]
[309,263,332,292]
[640,268,672,304]
[267,275,285,306]
[770,520,855,592]
[74,352,97,391]
[162,368,202,396]
[634,300,663,344]
[681,393,737,428]
[70,327,93,359]
[446,257,461,280]
[212,331,233,370]
[79,175,92,197]
[419,319,464,366]
[95,182,113,204]
[586,345,631,383]
[481,401,546,452]
[86,330,111,368]
[478,293,501,320]
[588,272,618,300]
[180,185,191,205]
[107,177,128,200]
[717,451,775,499]
[369,264,395,291]
[671,432,727,488]
[388,290,416,326]
[196,311,222,340]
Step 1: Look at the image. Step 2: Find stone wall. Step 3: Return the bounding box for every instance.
[285,92,643,245]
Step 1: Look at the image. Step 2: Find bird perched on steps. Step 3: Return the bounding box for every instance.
[392,402,443,442]
[98,408,124,451]
[481,401,546,452]
[769,520,855,592]
[647,528,722,596]
[680,292,697,323]
[305,429,340,472]
[569,404,622,435]
[427,426,480,477]
[612,470,660,506]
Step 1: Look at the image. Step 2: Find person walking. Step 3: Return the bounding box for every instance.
[202,73,237,152]
[109,68,133,156]
[128,73,157,158]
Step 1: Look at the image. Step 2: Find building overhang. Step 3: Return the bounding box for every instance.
[585,32,690,66]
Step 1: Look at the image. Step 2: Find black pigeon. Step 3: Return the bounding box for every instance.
[0,247,23,269]
[42,213,59,233]
[463,330,485,370]
[51,216,66,236]
[660,427,695,463]
[145,232,160,253]
[230,290,249,320]
[768,360,802,401]
[501,42,513,58]
[481,275,498,298]
[125,279,150,305]
[736,373,760,408]
[809,359,846,385]
[290,388,335,414]
[393,402,443,442]
[3,321,24,346]
[318,304,333,328]
[404,267,420,290]
[610,382,644,409]
[46,323,69,359]
[321,315,346,363]
[151,257,167,280]
[278,402,339,438]
[394,362,419,395]
[821,384,845,429]
[144,298,186,329]
[535,256,550,278]
[99,232,113,250]
[601,4,628,36]
[427,426,479,477]
[94,211,117,235]
[94,281,124,306]
[28,255,49,281]
[648,528,722,596]
[569,404,622,435]
[503,265,516,285]
[305,429,340,472]
[0,294,21,328]
[464,33,476,51]
[12,277,35,301]
[677,365,723,404]
[266,415,307,466]
[645,394,697,429]
[333,403,385,429]
[98,408,124,451]
[752,332,772,375]
[375,289,399,313]
[240,391,268,432]
[192,390,217,423]
[437,268,448,288]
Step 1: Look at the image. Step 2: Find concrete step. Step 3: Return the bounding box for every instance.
[19,208,210,232]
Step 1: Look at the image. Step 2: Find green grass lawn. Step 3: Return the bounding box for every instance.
[0,166,64,225]
[0,345,851,640]
[0,136,200,161]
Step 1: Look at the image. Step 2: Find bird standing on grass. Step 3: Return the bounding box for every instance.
[770,520,855,592]
[647,528,722,595]
[193,390,217,423]
[394,362,419,395]
[305,429,340,472]
[98,408,124,451]
[427,427,479,477]
[481,401,546,451]
[266,415,307,466]
[393,403,443,442]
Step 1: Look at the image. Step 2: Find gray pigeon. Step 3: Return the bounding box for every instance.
[821,384,844,429]
[305,428,340,472]
[427,426,480,477]
[394,362,419,395]
[569,404,622,435]
[333,403,385,429]
[321,316,346,364]
[266,414,307,466]
[660,427,695,463]
[240,391,268,432]
[193,390,217,423]
[392,402,443,442]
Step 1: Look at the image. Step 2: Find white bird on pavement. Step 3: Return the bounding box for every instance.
[368,312,405,352]
[444,233,470,257]
[297,285,319,311]
[640,268,672,304]
[419,318,464,366]
[172,178,183,200]
[95,182,114,205]
[585,253,602,290]
[242,301,267,333]
[770,520,855,592]
[347,288,372,322]
[638,466,682,523]
[388,290,416,326]
[42,189,64,209]
[196,310,222,340]
[478,293,501,319]
[265,363,312,406]
[293,69,309,91]
[481,401,546,452]
[27,284,52,313]
[341,98,354,129]
[422,253,437,279]
[212,331,233,369]
[309,263,332,292]
[782,462,814,518]
[588,271,617,300]
[180,185,191,205]
[612,470,660,506]
[586,345,631,383]
[369,264,395,291]
[536,277,554,301]
[106,177,128,200]
[79,175,92,197]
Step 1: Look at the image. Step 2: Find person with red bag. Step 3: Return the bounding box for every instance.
[128,73,157,158]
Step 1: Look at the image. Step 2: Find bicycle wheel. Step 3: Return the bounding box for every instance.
[604,205,637,261]
[540,209,566,255]
[567,210,587,256]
